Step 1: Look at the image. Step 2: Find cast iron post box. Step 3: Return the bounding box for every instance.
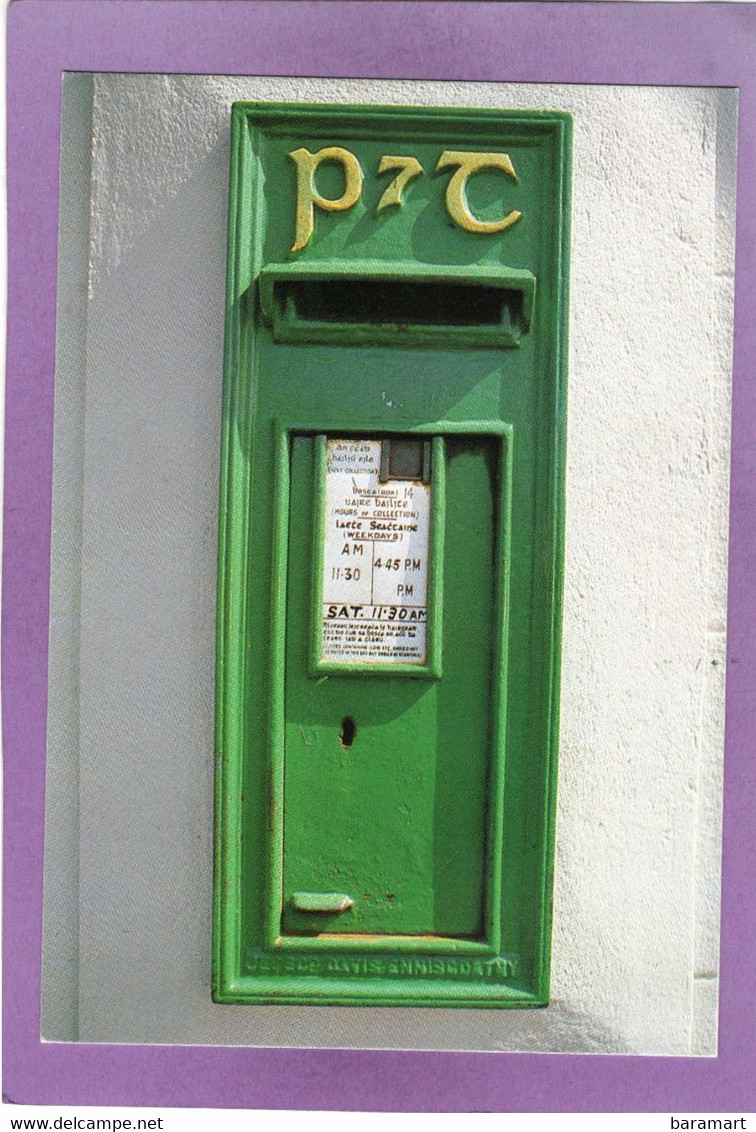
[214,102,571,1007]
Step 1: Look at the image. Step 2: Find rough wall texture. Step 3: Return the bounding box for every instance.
[43,74,735,1054]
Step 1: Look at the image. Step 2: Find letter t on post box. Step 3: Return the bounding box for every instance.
[214,103,571,1007]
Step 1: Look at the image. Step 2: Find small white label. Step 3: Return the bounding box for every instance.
[321,438,431,664]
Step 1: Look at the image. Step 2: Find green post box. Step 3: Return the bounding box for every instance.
[214,102,571,1007]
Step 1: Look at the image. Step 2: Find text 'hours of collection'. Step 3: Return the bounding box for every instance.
[321,438,431,664]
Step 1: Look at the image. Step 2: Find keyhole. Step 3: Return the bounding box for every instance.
[340,717,356,749]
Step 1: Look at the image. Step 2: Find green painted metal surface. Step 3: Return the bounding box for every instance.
[214,102,571,1007]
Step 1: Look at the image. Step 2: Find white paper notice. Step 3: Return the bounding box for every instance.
[321,438,431,664]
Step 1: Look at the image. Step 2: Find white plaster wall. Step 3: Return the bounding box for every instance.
[42,73,735,1054]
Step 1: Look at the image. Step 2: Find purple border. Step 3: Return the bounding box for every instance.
[3,0,754,1111]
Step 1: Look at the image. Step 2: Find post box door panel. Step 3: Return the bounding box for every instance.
[282,433,498,939]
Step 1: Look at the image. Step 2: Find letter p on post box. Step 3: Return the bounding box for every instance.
[214,103,571,1007]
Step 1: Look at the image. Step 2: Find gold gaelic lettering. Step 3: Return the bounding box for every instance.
[436,150,521,234]
[376,155,423,211]
[288,146,363,251]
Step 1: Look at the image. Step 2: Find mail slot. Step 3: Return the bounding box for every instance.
[214,102,571,1007]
